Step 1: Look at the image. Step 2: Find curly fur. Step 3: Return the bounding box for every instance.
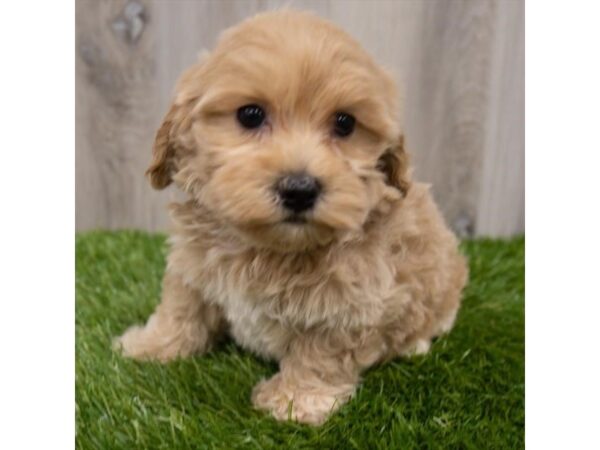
[115,10,467,425]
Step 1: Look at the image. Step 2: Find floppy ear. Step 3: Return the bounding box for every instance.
[146,104,180,189]
[146,57,208,190]
[376,135,411,197]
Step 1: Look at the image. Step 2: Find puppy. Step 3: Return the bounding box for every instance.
[115,10,468,425]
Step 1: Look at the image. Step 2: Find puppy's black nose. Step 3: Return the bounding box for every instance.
[277,174,321,213]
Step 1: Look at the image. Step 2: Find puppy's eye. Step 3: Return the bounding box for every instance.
[333,112,356,137]
[237,104,266,129]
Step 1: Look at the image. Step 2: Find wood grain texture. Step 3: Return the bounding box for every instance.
[76,0,524,236]
[476,0,525,236]
[77,0,168,230]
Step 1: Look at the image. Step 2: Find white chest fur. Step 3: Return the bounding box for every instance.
[171,238,398,360]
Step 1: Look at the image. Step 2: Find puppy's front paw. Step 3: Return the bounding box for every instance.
[251,374,350,426]
[399,338,431,357]
[113,323,185,363]
[112,325,168,362]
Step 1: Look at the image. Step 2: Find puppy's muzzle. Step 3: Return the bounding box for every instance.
[276,173,321,214]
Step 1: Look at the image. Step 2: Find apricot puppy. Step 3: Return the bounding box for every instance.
[116,10,468,425]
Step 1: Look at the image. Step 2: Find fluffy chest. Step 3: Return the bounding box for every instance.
[223,247,394,317]
[173,241,397,356]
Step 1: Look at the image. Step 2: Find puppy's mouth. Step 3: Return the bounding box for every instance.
[282,214,308,225]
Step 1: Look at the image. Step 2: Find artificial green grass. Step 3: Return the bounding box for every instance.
[76,231,524,449]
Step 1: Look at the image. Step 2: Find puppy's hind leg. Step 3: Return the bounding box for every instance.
[434,307,458,337]
[114,272,225,363]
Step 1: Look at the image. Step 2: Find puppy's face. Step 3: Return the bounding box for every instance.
[149,11,410,251]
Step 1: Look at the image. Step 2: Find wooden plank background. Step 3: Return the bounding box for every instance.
[76,0,524,237]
